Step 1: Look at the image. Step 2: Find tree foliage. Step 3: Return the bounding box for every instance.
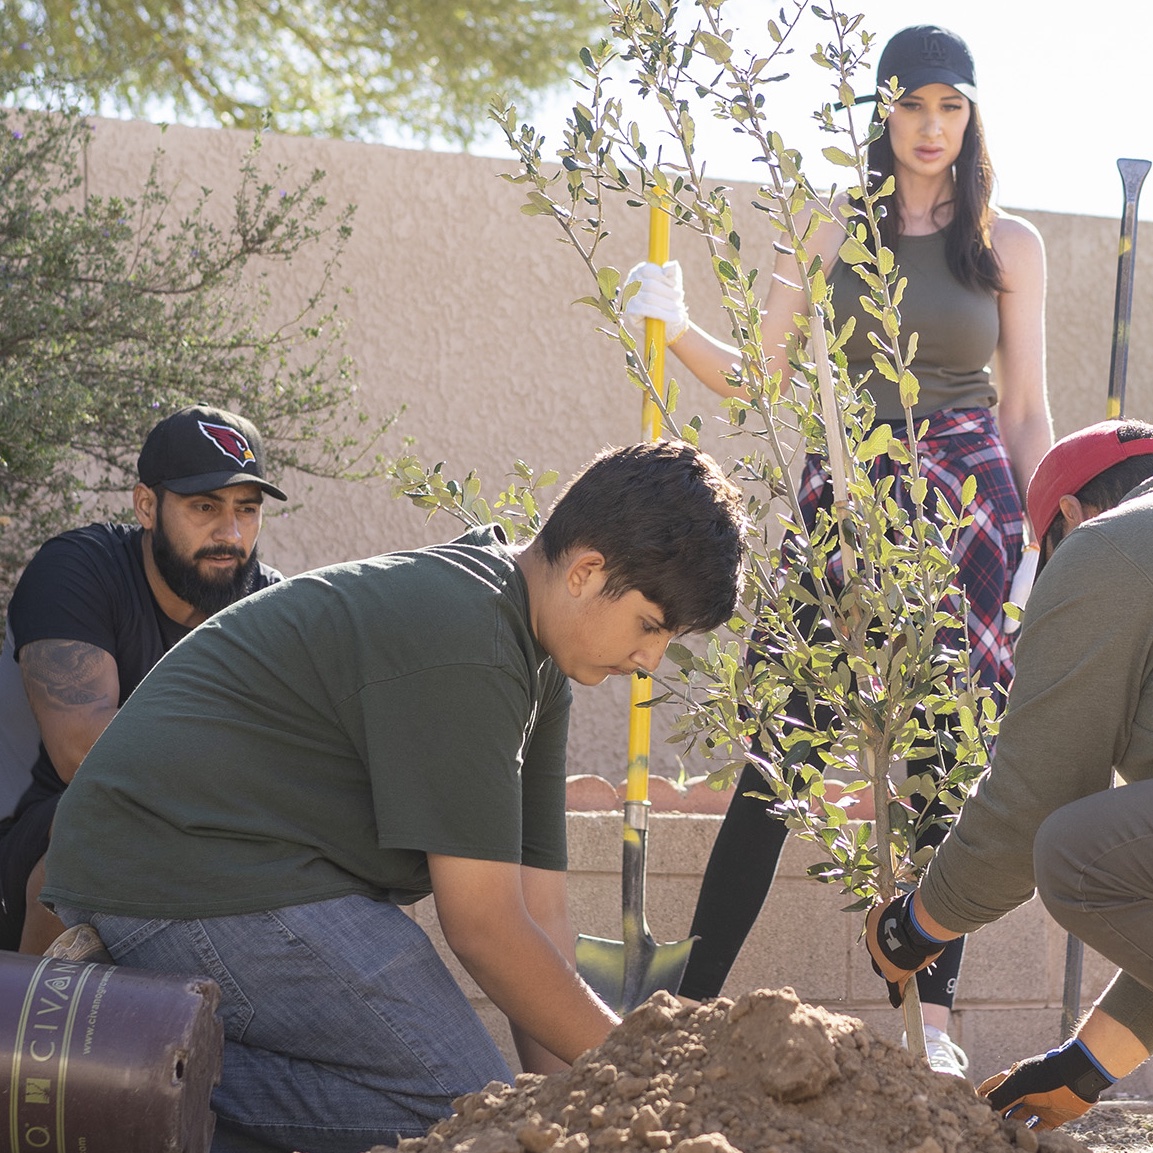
[495,0,1003,907]
[0,102,398,601]
[1,0,609,146]
[394,0,1006,1054]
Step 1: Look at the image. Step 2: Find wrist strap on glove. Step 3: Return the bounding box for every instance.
[875,892,945,970]
[1063,1041,1116,1103]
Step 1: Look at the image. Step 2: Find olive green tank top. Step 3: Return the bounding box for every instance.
[828,228,999,420]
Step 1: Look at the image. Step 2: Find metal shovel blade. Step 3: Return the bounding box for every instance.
[576,814,697,1014]
[576,930,696,1016]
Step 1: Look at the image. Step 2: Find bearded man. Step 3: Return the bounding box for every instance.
[0,404,286,952]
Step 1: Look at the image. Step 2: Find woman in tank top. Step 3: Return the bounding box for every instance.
[625,25,1052,1076]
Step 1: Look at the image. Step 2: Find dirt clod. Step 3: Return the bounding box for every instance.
[377,988,1092,1153]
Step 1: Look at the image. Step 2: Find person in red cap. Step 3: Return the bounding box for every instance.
[626,23,1051,1077]
[0,403,287,954]
[867,417,1153,1128]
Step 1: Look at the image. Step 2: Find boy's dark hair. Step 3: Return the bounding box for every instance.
[537,440,748,634]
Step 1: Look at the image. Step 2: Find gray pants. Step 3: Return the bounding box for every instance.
[1035,779,1153,1043]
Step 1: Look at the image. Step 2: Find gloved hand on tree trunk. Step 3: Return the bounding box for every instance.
[864,890,947,1008]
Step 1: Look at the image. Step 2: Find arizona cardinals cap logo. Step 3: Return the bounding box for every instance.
[198,420,256,468]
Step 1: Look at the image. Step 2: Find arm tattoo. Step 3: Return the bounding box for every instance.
[21,640,115,709]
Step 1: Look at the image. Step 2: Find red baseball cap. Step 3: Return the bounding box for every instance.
[1027,419,1153,543]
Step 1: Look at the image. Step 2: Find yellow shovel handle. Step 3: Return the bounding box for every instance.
[641,204,671,444]
[626,201,671,806]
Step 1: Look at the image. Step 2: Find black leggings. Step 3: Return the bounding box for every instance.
[679,747,965,1008]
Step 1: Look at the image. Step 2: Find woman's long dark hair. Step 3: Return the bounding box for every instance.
[867,100,1004,294]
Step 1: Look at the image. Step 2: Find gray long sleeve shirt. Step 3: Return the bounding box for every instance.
[920,477,1153,1038]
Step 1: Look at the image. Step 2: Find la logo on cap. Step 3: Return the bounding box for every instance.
[199,421,256,468]
[921,35,949,65]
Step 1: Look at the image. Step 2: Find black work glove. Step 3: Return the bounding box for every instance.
[978,1039,1116,1130]
[864,891,945,1008]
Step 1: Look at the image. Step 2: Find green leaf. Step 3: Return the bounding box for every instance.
[838,235,872,266]
[694,31,733,63]
[811,267,828,304]
[781,740,813,769]
[898,369,920,408]
[524,190,556,216]
[871,353,899,382]
[596,266,621,299]
[857,423,894,462]
[822,145,858,168]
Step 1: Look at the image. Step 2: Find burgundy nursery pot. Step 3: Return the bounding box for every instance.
[0,952,222,1152]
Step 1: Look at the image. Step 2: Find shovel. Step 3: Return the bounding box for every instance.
[574,201,697,1013]
[1060,156,1152,1041]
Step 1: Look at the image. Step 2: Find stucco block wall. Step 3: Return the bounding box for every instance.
[77,116,1153,790]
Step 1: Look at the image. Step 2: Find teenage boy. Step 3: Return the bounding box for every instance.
[43,439,749,1153]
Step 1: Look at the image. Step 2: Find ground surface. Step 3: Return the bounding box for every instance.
[1064,1102,1153,1151]
[369,988,1124,1153]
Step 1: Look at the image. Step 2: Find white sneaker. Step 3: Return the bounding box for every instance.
[902,1025,970,1079]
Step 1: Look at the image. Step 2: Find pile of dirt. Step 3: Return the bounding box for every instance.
[377,988,1092,1153]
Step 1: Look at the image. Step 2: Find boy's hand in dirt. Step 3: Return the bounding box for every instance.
[864,892,945,1008]
[978,1039,1116,1129]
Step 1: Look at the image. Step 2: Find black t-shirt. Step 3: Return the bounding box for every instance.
[7,522,282,806]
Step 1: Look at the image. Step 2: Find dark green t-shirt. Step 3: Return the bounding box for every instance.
[43,527,572,918]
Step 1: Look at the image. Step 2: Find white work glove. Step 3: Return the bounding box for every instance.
[1005,542,1039,636]
[622,260,689,343]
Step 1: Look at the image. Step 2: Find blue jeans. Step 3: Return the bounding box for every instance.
[55,895,513,1153]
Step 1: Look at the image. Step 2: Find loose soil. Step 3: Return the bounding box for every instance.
[1063,1103,1153,1151]
[371,988,1101,1153]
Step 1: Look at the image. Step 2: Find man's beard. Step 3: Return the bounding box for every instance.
[151,507,260,617]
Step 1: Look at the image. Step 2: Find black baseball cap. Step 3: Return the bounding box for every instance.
[137,404,288,501]
[875,26,978,102]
